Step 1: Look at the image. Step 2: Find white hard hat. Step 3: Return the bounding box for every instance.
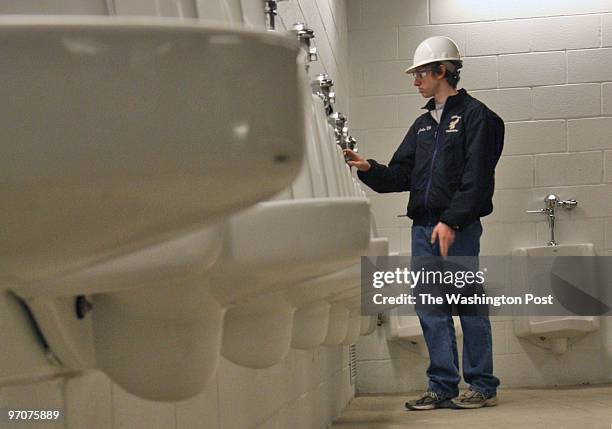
[405,36,461,74]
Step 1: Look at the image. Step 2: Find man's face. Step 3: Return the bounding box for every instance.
[411,64,444,98]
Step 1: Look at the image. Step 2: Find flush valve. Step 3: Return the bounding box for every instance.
[292,22,318,63]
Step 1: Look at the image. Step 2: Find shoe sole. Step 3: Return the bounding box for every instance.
[451,397,498,409]
[405,399,458,411]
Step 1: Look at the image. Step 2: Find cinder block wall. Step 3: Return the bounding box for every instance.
[348,0,612,393]
[0,2,355,429]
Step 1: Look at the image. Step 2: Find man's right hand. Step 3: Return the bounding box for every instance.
[343,149,371,172]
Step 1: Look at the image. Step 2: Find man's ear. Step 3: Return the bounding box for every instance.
[436,63,447,80]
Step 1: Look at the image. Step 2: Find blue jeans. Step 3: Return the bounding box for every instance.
[411,221,500,399]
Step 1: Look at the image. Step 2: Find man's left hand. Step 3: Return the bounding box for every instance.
[431,222,456,257]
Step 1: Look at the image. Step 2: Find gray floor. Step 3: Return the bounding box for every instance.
[331,385,612,429]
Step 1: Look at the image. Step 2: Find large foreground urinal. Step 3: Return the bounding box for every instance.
[2,17,304,284]
[5,16,305,401]
[15,226,225,401]
[512,244,601,354]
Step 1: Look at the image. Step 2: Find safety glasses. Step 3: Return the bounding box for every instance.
[410,68,435,80]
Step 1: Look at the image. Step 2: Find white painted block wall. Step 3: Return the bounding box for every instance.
[347,0,612,393]
[0,2,355,428]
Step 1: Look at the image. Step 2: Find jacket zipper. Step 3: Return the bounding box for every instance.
[424,120,442,219]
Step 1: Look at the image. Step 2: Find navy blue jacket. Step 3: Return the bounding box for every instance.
[357,89,504,231]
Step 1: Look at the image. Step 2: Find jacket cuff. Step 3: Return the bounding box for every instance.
[356,159,379,180]
[438,215,463,231]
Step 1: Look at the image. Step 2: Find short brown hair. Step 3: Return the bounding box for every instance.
[431,61,462,88]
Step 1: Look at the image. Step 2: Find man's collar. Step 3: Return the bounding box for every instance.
[421,88,467,111]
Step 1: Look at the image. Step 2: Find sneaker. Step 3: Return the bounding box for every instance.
[451,389,498,409]
[405,391,457,411]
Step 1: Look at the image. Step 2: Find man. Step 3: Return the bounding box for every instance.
[345,36,503,410]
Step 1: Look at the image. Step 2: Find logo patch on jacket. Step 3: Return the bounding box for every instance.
[446,115,461,133]
[417,125,432,134]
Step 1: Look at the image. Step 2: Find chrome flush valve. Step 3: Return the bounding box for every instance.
[327,111,348,141]
[311,73,336,115]
[342,135,359,162]
[526,194,578,246]
[265,0,286,31]
[327,112,358,161]
[292,22,318,63]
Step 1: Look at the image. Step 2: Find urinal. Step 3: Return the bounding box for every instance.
[338,296,364,346]
[114,0,198,18]
[512,244,601,354]
[306,95,331,198]
[290,94,321,200]
[2,18,304,284]
[15,226,226,401]
[0,1,111,14]
[285,96,387,351]
[220,90,318,365]
[336,146,354,197]
[239,0,266,29]
[319,290,374,346]
[211,90,373,367]
[324,281,374,346]
[4,13,305,401]
[195,0,242,24]
[361,315,378,336]
[322,302,351,346]
[115,0,264,25]
[312,97,341,197]
[211,197,371,367]
[385,311,463,358]
[289,237,388,349]
[196,0,265,28]
[332,139,349,197]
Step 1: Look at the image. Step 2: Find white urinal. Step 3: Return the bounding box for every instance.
[332,144,347,196]
[307,95,330,198]
[291,155,315,199]
[289,237,388,349]
[288,97,381,349]
[219,90,317,366]
[115,0,262,25]
[361,315,378,336]
[211,91,373,367]
[316,235,391,348]
[322,281,369,346]
[0,1,110,14]
[3,19,304,285]
[290,94,318,199]
[114,0,198,18]
[312,98,341,197]
[239,0,266,29]
[385,311,463,358]
[196,0,265,28]
[322,303,350,346]
[4,14,305,402]
[15,226,225,401]
[512,244,601,354]
[212,197,371,367]
[332,142,349,197]
[290,301,332,350]
[335,146,353,197]
[337,295,363,346]
[195,0,242,23]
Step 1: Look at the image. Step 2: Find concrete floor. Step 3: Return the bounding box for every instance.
[331,385,612,429]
